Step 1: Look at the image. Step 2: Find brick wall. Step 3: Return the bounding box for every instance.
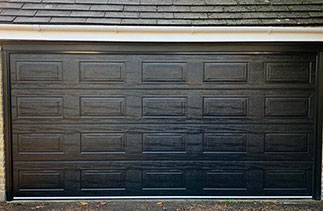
[0,47,5,201]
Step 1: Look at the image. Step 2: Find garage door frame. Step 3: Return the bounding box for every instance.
[2,41,323,200]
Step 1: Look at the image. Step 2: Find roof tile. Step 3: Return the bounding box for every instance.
[0,0,322,26]
[14,16,51,23]
[140,12,173,19]
[90,5,123,11]
[158,6,191,12]
[0,2,23,8]
[174,13,208,19]
[105,12,139,18]
[1,9,37,16]
[4,0,41,2]
[86,17,121,24]
[0,15,15,21]
[22,3,57,9]
[56,4,90,10]
[140,0,172,5]
[190,6,223,12]
[208,12,312,19]
[75,0,108,4]
[42,0,74,3]
[50,17,87,23]
[121,18,157,24]
[70,11,104,17]
[35,10,71,16]
[173,0,208,6]
[125,5,157,12]
[107,0,139,5]
[157,19,192,25]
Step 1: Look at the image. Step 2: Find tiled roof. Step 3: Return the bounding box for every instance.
[0,0,323,26]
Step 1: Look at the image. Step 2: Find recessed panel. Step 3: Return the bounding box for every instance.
[81,170,126,191]
[264,170,307,190]
[143,133,186,153]
[265,62,310,83]
[18,170,64,191]
[142,97,186,118]
[80,97,126,117]
[16,61,62,82]
[142,170,186,191]
[80,62,125,83]
[203,170,247,190]
[17,97,63,118]
[203,133,247,153]
[203,97,248,117]
[18,134,63,154]
[265,133,309,153]
[81,133,125,154]
[203,62,248,82]
[265,97,309,118]
[142,62,187,83]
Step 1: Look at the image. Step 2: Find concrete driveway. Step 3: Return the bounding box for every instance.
[0,200,322,211]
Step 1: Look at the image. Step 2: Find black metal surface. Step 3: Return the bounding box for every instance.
[313,53,323,200]
[4,43,321,198]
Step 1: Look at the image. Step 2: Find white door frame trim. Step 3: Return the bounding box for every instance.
[0,24,323,42]
[14,196,313,200]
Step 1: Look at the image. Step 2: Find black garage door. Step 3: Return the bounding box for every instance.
[8,44,318,197]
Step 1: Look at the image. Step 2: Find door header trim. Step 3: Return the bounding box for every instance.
[1,24,323,42]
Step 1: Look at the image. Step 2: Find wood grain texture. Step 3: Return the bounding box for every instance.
[9,50,317,197]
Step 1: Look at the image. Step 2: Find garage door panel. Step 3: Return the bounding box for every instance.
[10,50,317,197]
[15,61,63,83]
[202,97,248,117]
[80,96,127,118]
[142,97,187,118]
[203,62,248,83]
[17,170,65,192]
[80,169,127,191]
[10,54,316,90]
[265,61,313,84]
[11,90,314,124]
[262,169,313,196]
[142,62,188,84]
[15,133,65,155]
[13,161,312,196]
[80,61,126,83]
[12,127,313,161]
[15,96,64,119]
[265,97,312,119]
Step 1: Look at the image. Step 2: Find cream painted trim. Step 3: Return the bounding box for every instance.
[0,24,323,42]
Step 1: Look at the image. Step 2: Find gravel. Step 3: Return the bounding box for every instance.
[0,200,322,211]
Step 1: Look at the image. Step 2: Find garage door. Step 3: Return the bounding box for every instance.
[9,47,317,197]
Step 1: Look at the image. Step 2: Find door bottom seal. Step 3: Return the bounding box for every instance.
[14,196,313,200]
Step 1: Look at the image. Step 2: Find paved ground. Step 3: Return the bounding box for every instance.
[0,200,322,211]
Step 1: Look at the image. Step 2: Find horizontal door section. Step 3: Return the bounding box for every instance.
[11,89,314,124]
[13,161,312,197]
[12,124,313,161]
[10,53,316,90]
